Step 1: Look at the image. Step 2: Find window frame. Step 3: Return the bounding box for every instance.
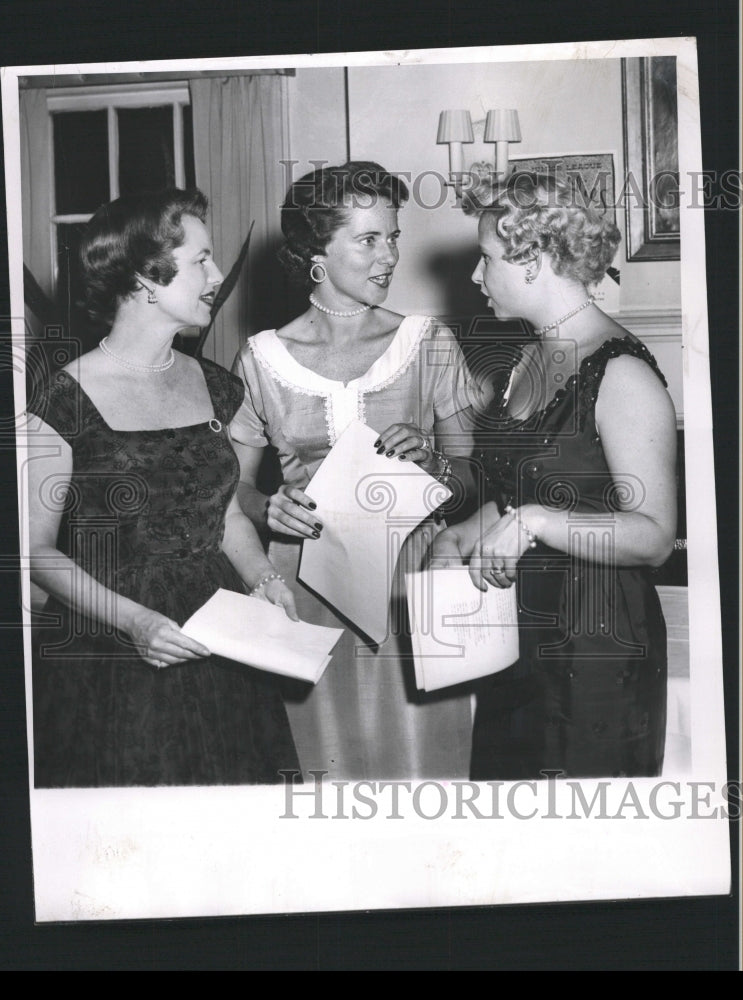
[47,81,191,294]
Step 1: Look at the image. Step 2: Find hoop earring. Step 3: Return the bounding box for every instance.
[310,261,327,284]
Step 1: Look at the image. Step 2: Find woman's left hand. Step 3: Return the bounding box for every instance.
[255,577,300,622]
[468,510,530,591]
[374,423,436,472]
[427,525,466,568]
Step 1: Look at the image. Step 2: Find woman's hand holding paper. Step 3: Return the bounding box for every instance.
[374,422,437,472]
[265,484,323,539]
[256,576,300,622]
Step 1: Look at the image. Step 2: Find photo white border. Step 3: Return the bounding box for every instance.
[1,36,732,922]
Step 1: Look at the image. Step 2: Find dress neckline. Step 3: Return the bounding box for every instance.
[57,353,220,433]
[500,333,646,428]
[252,315,432,393]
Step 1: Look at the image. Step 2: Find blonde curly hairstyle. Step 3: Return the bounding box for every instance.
[463,171,621,286]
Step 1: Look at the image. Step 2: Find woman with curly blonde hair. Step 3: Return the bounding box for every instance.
[431,171,677,780]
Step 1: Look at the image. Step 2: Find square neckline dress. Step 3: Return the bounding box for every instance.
[28,355,299,787]
[470,333,670,780]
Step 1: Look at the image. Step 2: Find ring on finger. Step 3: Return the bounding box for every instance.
[492,564,506,575]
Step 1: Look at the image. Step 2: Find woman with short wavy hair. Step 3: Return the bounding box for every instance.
[230,161,485,780]
[26,188,300,786]
[432,171,677,780]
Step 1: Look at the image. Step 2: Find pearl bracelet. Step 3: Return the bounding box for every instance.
[505,505,538,549]
[431,449,453,488]
[250,571,285,596]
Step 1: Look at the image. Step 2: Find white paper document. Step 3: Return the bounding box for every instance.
[298,420,452,644]
[181,588,343,684]
[405,568,520,691]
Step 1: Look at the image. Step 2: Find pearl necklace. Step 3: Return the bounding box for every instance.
[309,293,371,318]
[533,297,594,338]
[99,336,175,373]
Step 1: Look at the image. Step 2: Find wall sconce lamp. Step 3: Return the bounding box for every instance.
[437,108,522,199]
[437,109,475,179]
[484,109,522,179]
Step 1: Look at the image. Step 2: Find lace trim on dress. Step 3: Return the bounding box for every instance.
[248,316,435,395]
[361,316,433,393]
[361,315,434,395]
[248,338,330,399]
[324,395,337,447]
[248,316,437,447]
[322,394,366,446]
[250,340,355,448]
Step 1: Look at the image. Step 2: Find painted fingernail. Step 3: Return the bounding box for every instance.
[386,450,395,457]
[398,454,407,460]
[373,439,381,448]
[308,501,317,510]
[376,446,385,454]
[312,530,320,538]
[314,522,323,530]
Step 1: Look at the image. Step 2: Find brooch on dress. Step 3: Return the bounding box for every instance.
[209,418,222,433]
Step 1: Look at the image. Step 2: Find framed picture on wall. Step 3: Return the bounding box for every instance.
[509,152,617,226]
[622,55,681,261]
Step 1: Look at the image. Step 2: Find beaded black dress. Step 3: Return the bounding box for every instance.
[29,357,300,787]
[470,334,669,780]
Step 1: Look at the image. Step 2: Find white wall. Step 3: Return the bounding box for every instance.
[287,67,347,178]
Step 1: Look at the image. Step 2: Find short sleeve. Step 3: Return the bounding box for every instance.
[25,371,82,443]
[229,343,270,447]
[199,357,245,424]
[429,324,491,421]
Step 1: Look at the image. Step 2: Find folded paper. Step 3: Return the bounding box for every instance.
[406,568,519,691]
[181,588,343,684]
[298,420,452,643]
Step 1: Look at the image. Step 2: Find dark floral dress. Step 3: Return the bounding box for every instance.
[29,356,299,787]
[471,335,669,780]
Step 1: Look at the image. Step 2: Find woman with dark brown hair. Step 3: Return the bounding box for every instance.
[26,188,300,787]
[230,161,485,780]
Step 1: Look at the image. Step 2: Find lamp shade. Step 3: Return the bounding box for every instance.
[437,109,475,144]
[484,109,521,143]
